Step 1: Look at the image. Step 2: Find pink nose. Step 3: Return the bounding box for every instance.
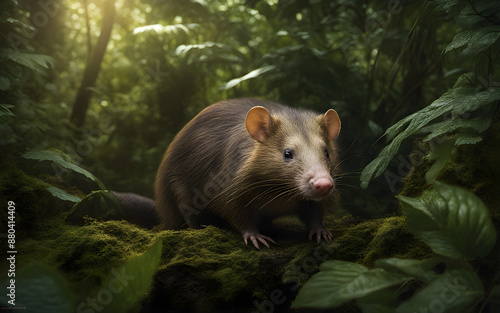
[313,178,333,197]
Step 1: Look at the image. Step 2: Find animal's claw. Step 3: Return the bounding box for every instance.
[243,232,276,250]
[309,228,333,245]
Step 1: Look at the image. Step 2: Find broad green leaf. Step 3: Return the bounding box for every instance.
[22,149,105,189]
[444,29,475,53]
[220,65,276,90]
[463,26,500,55]
[451,86,500,118]
[420,116,491,142]
[357,288,397,313]
[398,181,496,259]
[395,268,483,313]
[47,186,81,203]
[98,240,163,312]
[0,50,54,75]
[445,26,500,56]
[374,258,442,283]
[454,135,483,146]
[0,262,74,313]
[293,260,412,309]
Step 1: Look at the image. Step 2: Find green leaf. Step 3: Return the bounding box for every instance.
[420,116,491,142]
[374,258,442,283]
[0,262,74,313]
[0,50,54,75]
[454,134,482,146]
[357,288,398,313]
[22,149,105,189]
[444,29,476,53]
[445,26,500,56]
[293,260,412,309]
[395,268,483,313]
[220,65,276,90]
[99,240,163,312]
[67,190,121,223]
[46,186,81,203]
[451,86,500,118]
[0,104,15,119]
[398,181,497,259]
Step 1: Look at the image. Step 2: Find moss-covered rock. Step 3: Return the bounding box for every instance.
[17,217,158,299]
[6,206,430,313]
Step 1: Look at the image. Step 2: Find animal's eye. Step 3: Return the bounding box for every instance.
[324,148,330,160]
[283,149,294,161]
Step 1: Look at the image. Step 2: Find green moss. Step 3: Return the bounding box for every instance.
[18,216,158,300]
[363,216,431,265]
[0,156,55,238]
[154,225,286,308]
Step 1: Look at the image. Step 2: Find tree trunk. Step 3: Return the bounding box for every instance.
[70,0,115,128]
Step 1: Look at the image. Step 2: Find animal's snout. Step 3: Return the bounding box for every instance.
[312,178,333,197]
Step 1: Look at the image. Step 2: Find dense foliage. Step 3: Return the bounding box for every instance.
[294,0,500,312]
[1,0,499,312]
[2,0,465,211]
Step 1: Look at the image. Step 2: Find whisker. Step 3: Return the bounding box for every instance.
[243,183,293,208]
[257,186,301,210]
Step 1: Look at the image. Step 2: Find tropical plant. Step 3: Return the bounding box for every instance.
[293,181,497,312]
[294,1,500,311]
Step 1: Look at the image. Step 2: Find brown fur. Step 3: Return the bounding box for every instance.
[154,98,341,243]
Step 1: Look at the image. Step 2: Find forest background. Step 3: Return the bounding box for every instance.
[1,0,477,218]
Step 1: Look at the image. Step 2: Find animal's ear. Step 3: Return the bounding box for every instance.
[246,106,271,142]
[322,109,341,140]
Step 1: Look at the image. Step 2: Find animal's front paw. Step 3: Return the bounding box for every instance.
[309,227,333,245]
[243,231,276,250]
